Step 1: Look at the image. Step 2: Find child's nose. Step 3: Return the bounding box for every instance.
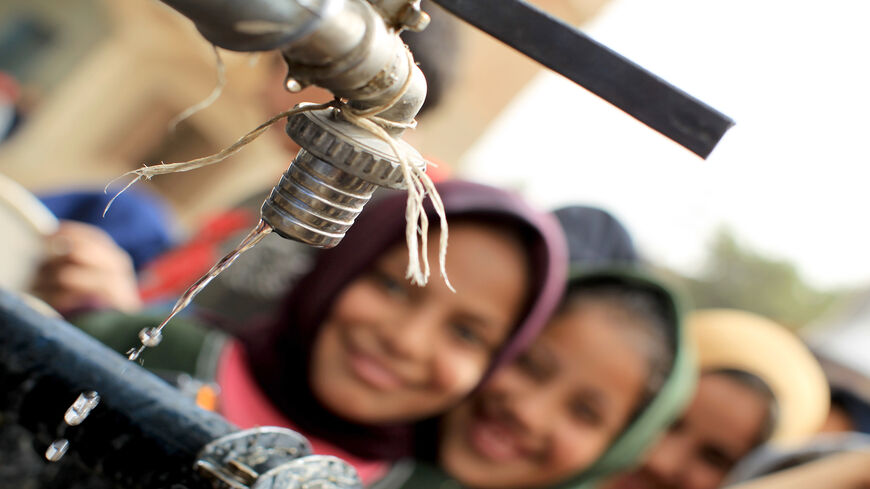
[508,388,555,437]
[644,433,688,486]
[382,311,436,361]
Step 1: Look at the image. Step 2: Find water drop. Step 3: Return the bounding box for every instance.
[64,391,100,426]
[45,439,69,462]
[138,327,163,347]
[285,77,303,93]
[127,346,143,361]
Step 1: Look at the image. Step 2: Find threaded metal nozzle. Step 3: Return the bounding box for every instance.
[261,149,377,248]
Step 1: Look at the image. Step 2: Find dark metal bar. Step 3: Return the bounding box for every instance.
[0,290,235,488]
[431,0,734,158]
[158,0,327,52]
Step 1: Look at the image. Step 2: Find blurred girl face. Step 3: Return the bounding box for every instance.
[439,302,649,489]
[310,222,530,424]
[603,372,771,489]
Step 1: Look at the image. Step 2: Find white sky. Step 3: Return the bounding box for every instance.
[459,0,870,290]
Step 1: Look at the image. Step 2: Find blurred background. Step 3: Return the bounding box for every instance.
[0,0,867,381]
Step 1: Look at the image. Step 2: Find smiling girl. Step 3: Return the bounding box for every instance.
[216,180,568,480]
[372,269,694,489]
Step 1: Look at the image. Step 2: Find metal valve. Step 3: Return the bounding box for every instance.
[160,0,430,248]
[259,0,429,248]
[252,455,362,489]
[194,427,312,488]
[195,428,361,489]
[261,104,425,247]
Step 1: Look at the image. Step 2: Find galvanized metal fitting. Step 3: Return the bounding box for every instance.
[260,105,425,248]
[194,427,312,489]
[398,4,430,32]
[194,428,361,489]
[158,0,343,52]
[162,0,430,250]
[252,455,362,489]
[369,0,431,31]
[287,106,425,188]
[260,149,378,248]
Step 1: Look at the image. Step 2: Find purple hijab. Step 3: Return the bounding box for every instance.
[242,180,567,459]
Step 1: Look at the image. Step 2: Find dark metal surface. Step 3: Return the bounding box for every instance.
[431,0,734,158]
[252,455,363,489]
[0,290,235,488]
[158,0,329,51]
[195,427,312,488]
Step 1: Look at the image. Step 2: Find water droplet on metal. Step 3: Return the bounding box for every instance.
[138,327,163,347]
[45,439,69,462]
[127,346,144,361]
[64,391,100,426]
[285,77,303,93]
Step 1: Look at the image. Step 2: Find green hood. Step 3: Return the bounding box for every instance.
[373,267,697,489]
[549,267,696,489]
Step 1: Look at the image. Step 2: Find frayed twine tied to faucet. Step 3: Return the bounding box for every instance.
[104,49,450,290]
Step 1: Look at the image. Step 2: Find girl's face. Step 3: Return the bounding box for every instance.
[439,302,649,489]
[310,222,530,424]
[603,373,770,489]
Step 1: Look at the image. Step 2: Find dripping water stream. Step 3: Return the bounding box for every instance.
[126,220,273,360]
[47,220,273,461]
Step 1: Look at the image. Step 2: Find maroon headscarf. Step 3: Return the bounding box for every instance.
[242,180,567,459]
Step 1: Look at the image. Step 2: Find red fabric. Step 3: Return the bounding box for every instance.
[216,340,389,484]
[138,210,255,302]
[423,155,451,182]
[0,71,20,100]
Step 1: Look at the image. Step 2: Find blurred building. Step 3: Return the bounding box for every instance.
[0,0,286,229]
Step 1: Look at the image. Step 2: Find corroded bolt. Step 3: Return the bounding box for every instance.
[399,5,430,31]
[227,459,259,485]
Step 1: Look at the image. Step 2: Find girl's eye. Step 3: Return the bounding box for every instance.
[699,445,734,472]
[516,352,549,380]
[570,398,603,426]
[451,322,486,348]
[374,271,406,297]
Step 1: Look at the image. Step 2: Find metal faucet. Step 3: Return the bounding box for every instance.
[158,0,735,247]
[160,0,431,248]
